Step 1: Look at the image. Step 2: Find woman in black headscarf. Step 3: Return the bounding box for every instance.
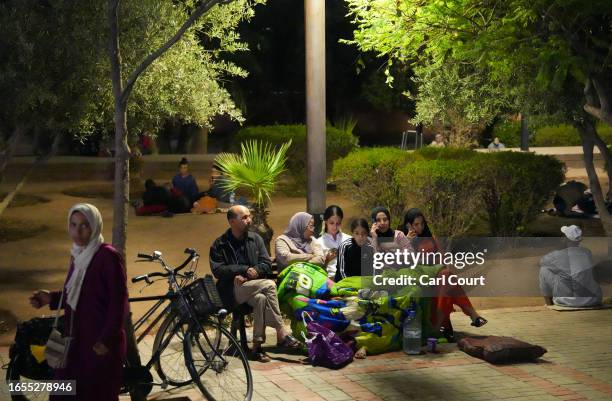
[370,206,413,253]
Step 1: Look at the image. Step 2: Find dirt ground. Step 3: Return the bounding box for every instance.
[0,167,610,346]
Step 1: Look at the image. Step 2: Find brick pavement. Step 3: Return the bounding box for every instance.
[1,306,611,401]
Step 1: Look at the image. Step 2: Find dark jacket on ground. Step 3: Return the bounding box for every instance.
[210,229,272,308]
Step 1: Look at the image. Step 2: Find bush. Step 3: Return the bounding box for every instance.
[235,124,358,185]
[397,159,483,239]
[532,123,612,146]
[332,147,421,226]
[478,152,565,236]
[415,146,479,160]
[491,120,522,148]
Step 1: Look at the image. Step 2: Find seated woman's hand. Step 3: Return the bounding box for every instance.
[93,342,109,356]
[29,290,51,309]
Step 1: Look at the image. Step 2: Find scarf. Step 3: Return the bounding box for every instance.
[371,206,394,237]
[283,212,313,252]
[65,203,104,310]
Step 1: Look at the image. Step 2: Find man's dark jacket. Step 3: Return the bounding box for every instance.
[209,229,272,308]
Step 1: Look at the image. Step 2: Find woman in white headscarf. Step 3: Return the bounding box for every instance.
[274,212,325,270]
[29,203,128,401]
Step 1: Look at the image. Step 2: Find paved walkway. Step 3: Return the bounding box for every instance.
[2,306,611,401]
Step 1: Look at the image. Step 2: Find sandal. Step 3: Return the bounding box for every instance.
[277,334,301,349]
[249,350,271,363]
[471,317,488,327]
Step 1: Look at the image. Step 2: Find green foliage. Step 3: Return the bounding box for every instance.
[0,0,263,142]
[531,124,612,147]
[415,146,478,161]
[332,147,421,227]
[397,159,483,239]
[411,64,511,147]
[214,140,290,208]
[491,121,522,148]
[478,152,565,236]
[235,124,358,185]
[334,146,566,237]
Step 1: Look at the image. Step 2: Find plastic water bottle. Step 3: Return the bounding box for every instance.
[403,309,421,355]
[229,192,236,205]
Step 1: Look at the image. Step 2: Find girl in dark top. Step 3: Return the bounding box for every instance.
[370,206,412,252]
[335,218,374,282]
[402,208,487,340]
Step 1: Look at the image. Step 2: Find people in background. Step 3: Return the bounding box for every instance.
[30,203,128,401]
[552,181,598,218]
[370,206,413,253]
[275,212,325,271]
[172,157,202,205]
[539,225,602,308]
[430,133,446,147]
[402,208,487,340]
[315,205,351,279]
[209,205,301,362]
[487,137,506,151]
[135,179,171,216]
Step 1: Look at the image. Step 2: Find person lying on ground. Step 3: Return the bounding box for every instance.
[275,212,325,271]
[209,205,301,363]
[539,225,602,308]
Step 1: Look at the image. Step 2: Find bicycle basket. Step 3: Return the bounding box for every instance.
[173,275,223,320]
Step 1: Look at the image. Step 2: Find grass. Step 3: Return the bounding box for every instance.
[0,218,49,243]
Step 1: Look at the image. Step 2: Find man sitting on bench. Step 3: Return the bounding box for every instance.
[209,205,301,362]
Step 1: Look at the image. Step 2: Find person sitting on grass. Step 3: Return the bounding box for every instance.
[539,225,602,308]
[209,205,301,362]
[135,179,171,216]
[275,212,325,271]
[172,157,203,205]
[315,205,351,279]
[402,208,487,341]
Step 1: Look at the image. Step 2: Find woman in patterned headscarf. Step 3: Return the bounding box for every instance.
[29,203,128,401]
[274,212,325,270]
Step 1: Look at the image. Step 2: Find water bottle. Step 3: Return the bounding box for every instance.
[229,192,236,205]
[403,309,421,355]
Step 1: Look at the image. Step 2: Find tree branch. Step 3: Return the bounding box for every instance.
[120,0,234,105]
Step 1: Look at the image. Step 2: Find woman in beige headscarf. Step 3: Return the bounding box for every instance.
[29,203,128,401]
[274,212,325,270]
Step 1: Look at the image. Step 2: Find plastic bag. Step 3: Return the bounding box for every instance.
[302,312,353,369]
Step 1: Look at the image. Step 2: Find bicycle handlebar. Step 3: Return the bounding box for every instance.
[132,249,199,284]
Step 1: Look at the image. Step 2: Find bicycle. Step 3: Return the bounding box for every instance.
[127,247,253,401]
[5,248,253,401]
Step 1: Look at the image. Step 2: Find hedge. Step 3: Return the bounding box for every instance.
[491,122,612,147]
[332,147,421,226]
[397,159,483,239]
[333,146,566,237]
[490,120,522,148]
[234,124,358,185]
[477,151,565,236]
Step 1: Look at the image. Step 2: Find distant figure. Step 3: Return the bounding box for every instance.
[205,167,233,203]
[171,157,202,204]
[552,181,597,217]
[539,225,602,307]
[487,137,506,151]
[135,179,171,215]
[430,133,446,147]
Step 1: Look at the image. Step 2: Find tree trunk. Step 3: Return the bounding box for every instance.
[575,120,612,238]
[189,125,209,154]
[0,126,26,184]
[591,128,612,201]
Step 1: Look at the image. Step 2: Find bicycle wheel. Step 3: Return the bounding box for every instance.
[5,358,50,401]
[152,311,192,386]
[183,321,252,401]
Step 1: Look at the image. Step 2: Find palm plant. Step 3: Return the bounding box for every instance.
[214,139,291,251]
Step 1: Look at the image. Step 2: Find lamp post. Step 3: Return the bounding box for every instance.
[305,0,326,233]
